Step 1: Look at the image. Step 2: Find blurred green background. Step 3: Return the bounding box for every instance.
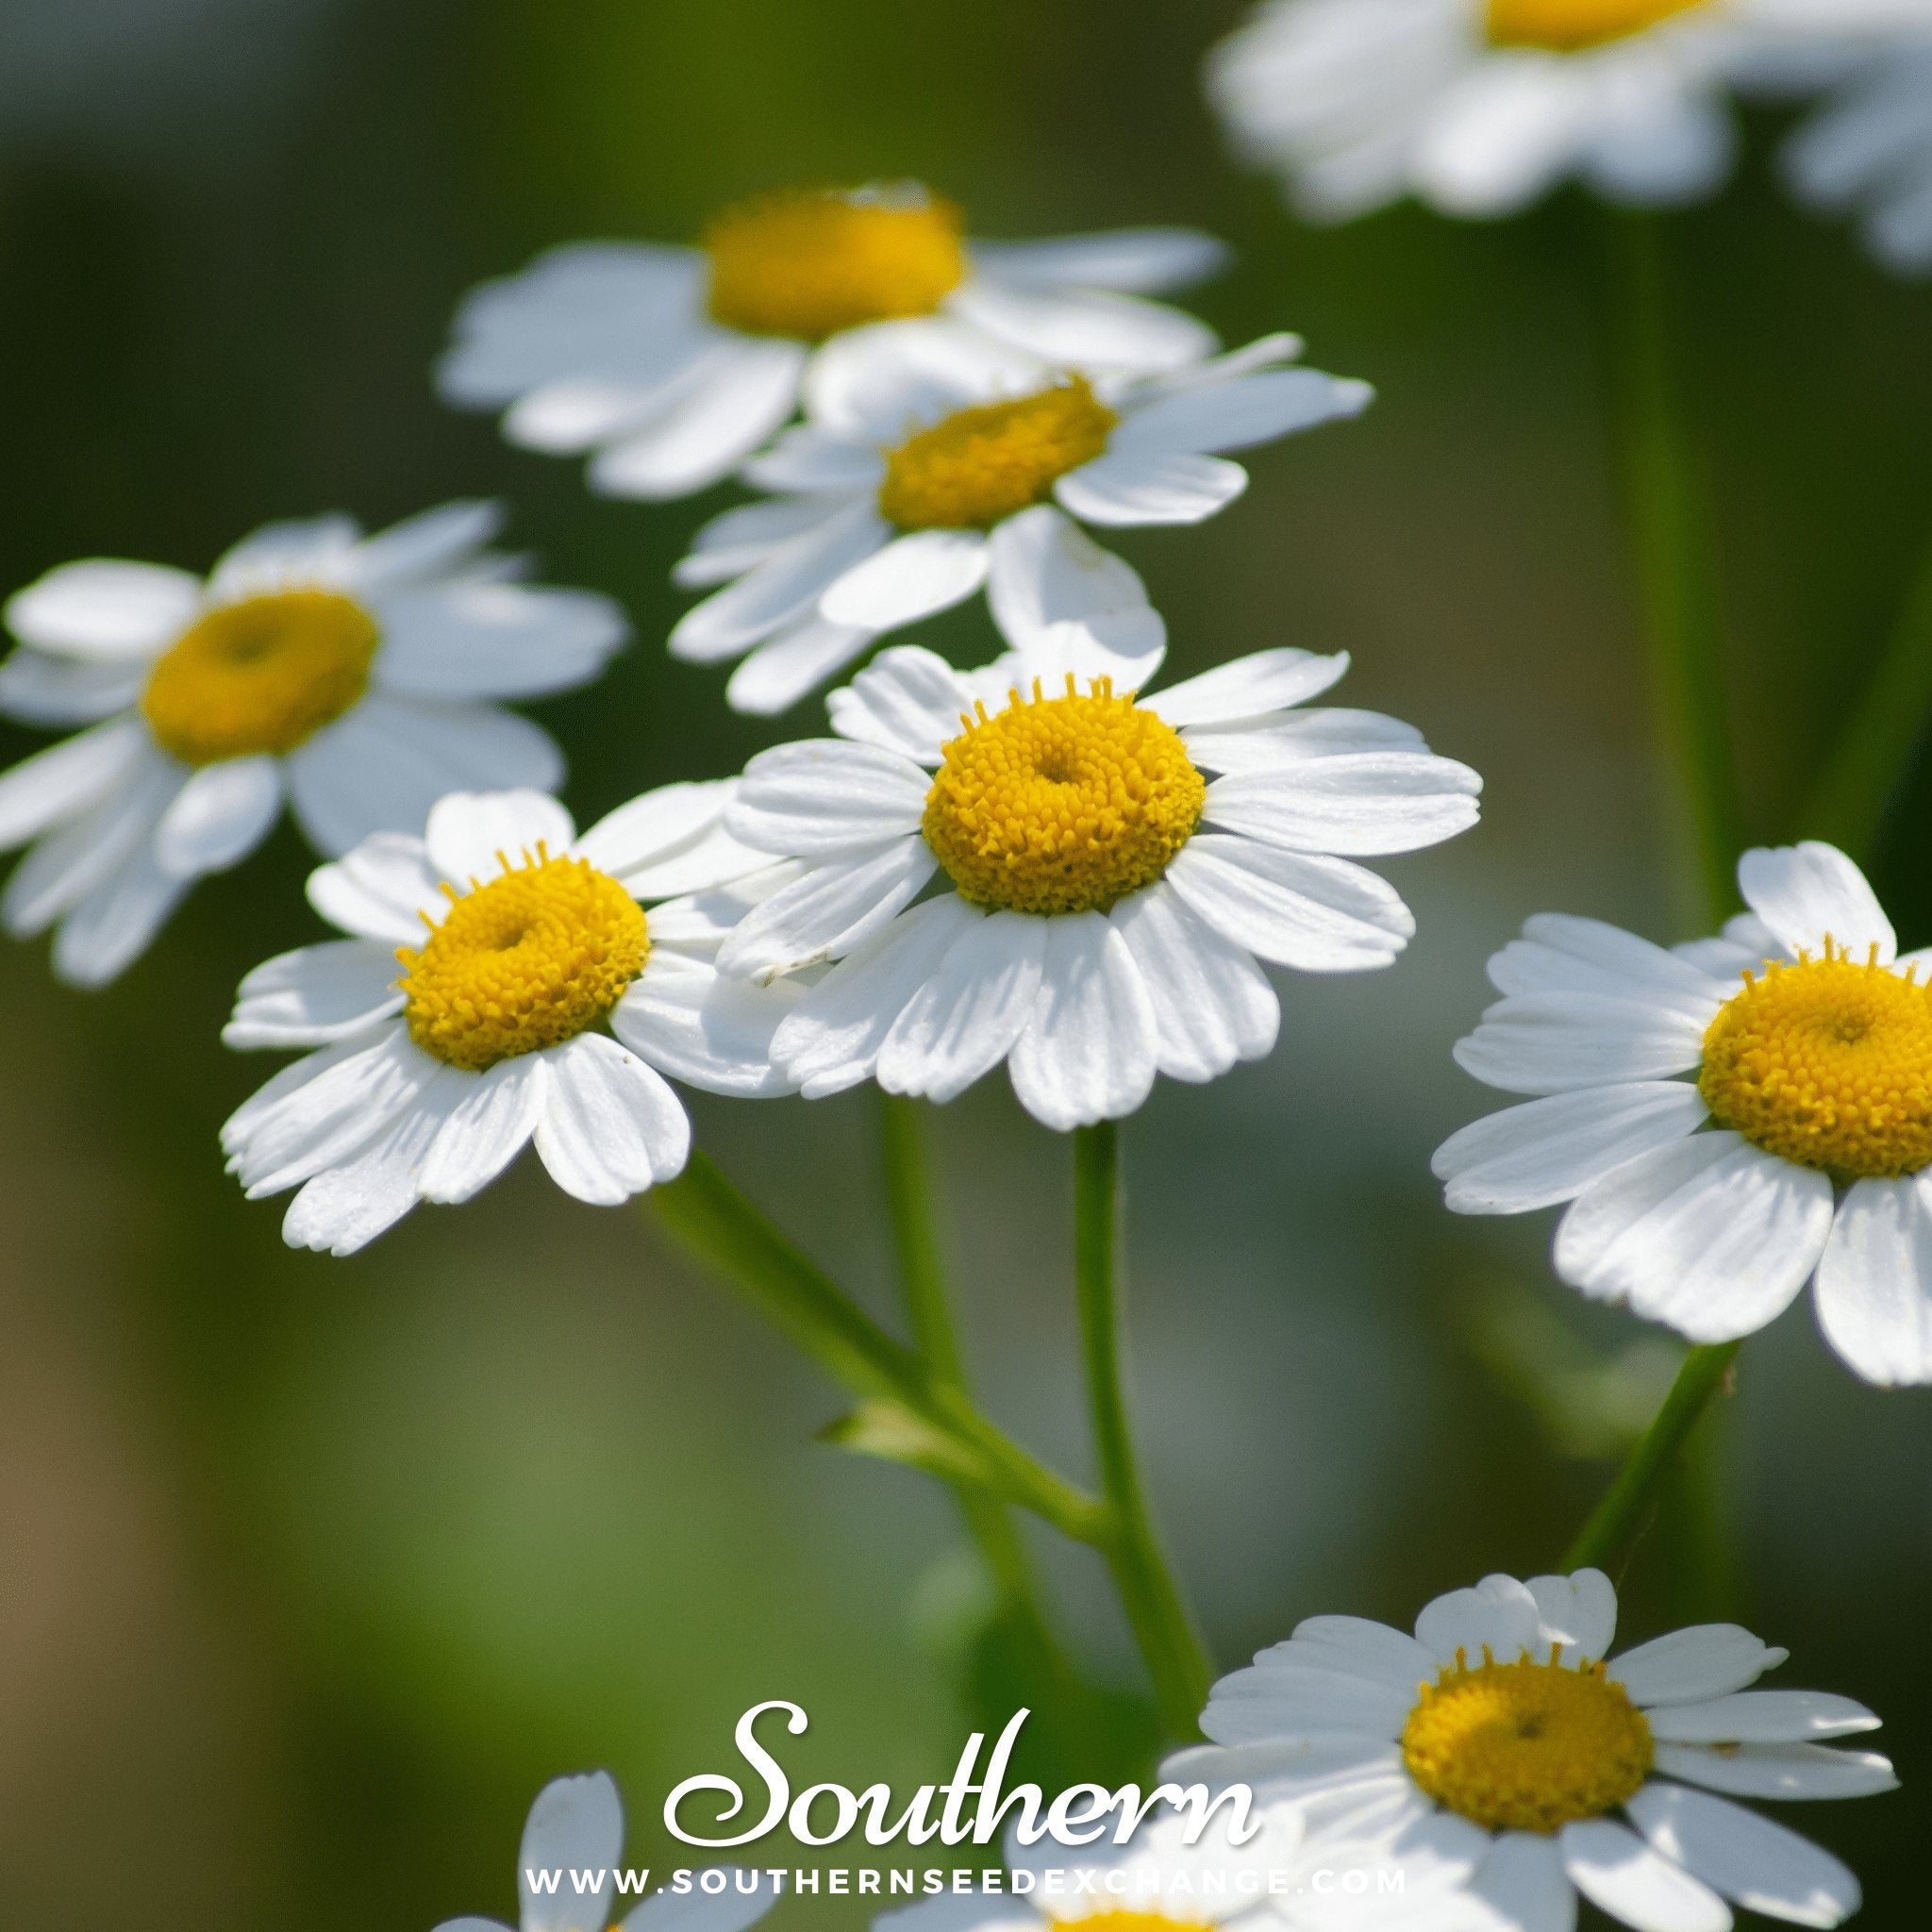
[0,2,1928,1926]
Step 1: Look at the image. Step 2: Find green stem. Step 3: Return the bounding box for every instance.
[650,1151,1104,1544]
[1562,1341,1740,1574]
[1603,209,1746,929]
[1073,1122,1213,1740]
[1795,535,1932,864]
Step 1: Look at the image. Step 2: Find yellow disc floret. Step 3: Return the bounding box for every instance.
[879,379,1118,531]
[398,850,649,1073]
[1698,943,1932,1178]
[922,677,1204,917]
[703,186,965,340]
[1403,1649,1654,1835]
[1486,0,1707,50]
[141,590,377,766]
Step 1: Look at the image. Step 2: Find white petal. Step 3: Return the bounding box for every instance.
[611,949,801,1098]
[1416,1574,1543,1669]
[724,619,876,716]
[2,751,182,937]
[876,909,1047,1105]
[1646,1692,1880,1746]
[818,529,990,630]
[728,739,929,857]
[1558,1817,1730,1932]
[676,494,851,587]
[1273,1615,1439,1694]
[1736,842,1894,963]
[534,1034,691,1202]
[153,755,283,879]
[1555,1137,1834,1343]
[1471,1832,1575,1932]
[591,339,808,499]
[1525,1569,1618,1667]
[0,715,149,850]
[621,1871,780,1932]
[225,940,404,1049]
[1055,450,1247,526]
[947,280,1217,375]
[1813,1176,1932,1387]
[1110,882,1278,1084]
[576,780,729,880]
[521,1774,624,1932]
[287,697,562,858]
[984,504,1153,651]
[981,611,1166,701]
[825,644,974,764]
[967,228,1228,294]
[1008,912,1158,1129]
[280,1089,458,1257]
[420,1054,546,1206]
[740,425,885,493]
[804,317,1045,442]
[371,581,626,701]
[4,559,200,661]
[1452,993,1707,1096]
[1148,648,1350,727]
[1491,913,1731,1021]
[306,831,443,944]
[425,788,575,885]
[1181,707,1424,773]
[715,840,938,982]
[1652,1744,1897,1803]
[1412,61,1591,220]
[621,823,774,901]
[1201,1666,1413,1745]
[1203,751,1481,857]
[207,514,360,601]
[643,861,805,954]
[1165,836,1412,972]
[1433,1084,1709,1215]
[341,499,501,589]
[51,842,192,987]
[0,647,146,724]
[1610,1627,1789,1707]
[1625,1783,1858,1930]
[768,895,981,1097]
[1113,367,1373,458]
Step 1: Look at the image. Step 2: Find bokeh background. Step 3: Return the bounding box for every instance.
[1,2,1928,1925]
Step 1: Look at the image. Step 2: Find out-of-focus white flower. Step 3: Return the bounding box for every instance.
[0,503,625,984]
[441,184,1229,502]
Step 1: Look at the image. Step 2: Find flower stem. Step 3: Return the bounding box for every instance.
[1795,534,1932,864]
[1073,1122,1213,1740]
[1602,209,1746,930]
[1562,1341,1740,1574]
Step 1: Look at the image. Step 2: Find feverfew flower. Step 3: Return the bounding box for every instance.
[672,323,1370,714]
[1436,841,1932,1386]
[1205,0,1916,224]
[223,787,796,1256]
[716,627,1479,1131]
[1171,1569,1894,1932]
[440,183,1228,502]
[439,1769,777,1932]
[0,503,625,985]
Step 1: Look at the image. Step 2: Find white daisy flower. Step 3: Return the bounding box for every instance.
[0,502,625,986]
[438,1768,777,1932]
[1169,1568,1895,1932]
[222,786,798,1257]
[439,182,1230,503]
[671,322,1372,714]
[1204,0,1916,224]
[714,625,1480,1131]
[1435,840,1932,1387]
[1784,36,1932,276]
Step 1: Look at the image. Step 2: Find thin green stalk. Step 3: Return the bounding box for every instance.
[1795,536,1932,863]
[1602,209,1746,929]
[1073,1122,1213,1740]
[651,1151,1103,1543]
[1563,1341,1739,1574]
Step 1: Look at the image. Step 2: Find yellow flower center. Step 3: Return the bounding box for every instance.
[1486,0,1707,50]
[1403,1650,1653,1835]
[922,677,1204,917]
[703,187,966,341]
[1698,943,1932,1178]
[140,590,377,766]
[879,379,1118,532]
[398,850,649,1074]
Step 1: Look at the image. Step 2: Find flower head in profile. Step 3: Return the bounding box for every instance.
[714,626,1479,1131]
[222,787,797,1256]
[671,324,1370,713]
[440,181,1228,502]
[0,503,625,985]
[1437,841,1932,1386]
[1205,0,1895,224]
[439,1769,777,1932]
[1170,1568,1893,1932]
